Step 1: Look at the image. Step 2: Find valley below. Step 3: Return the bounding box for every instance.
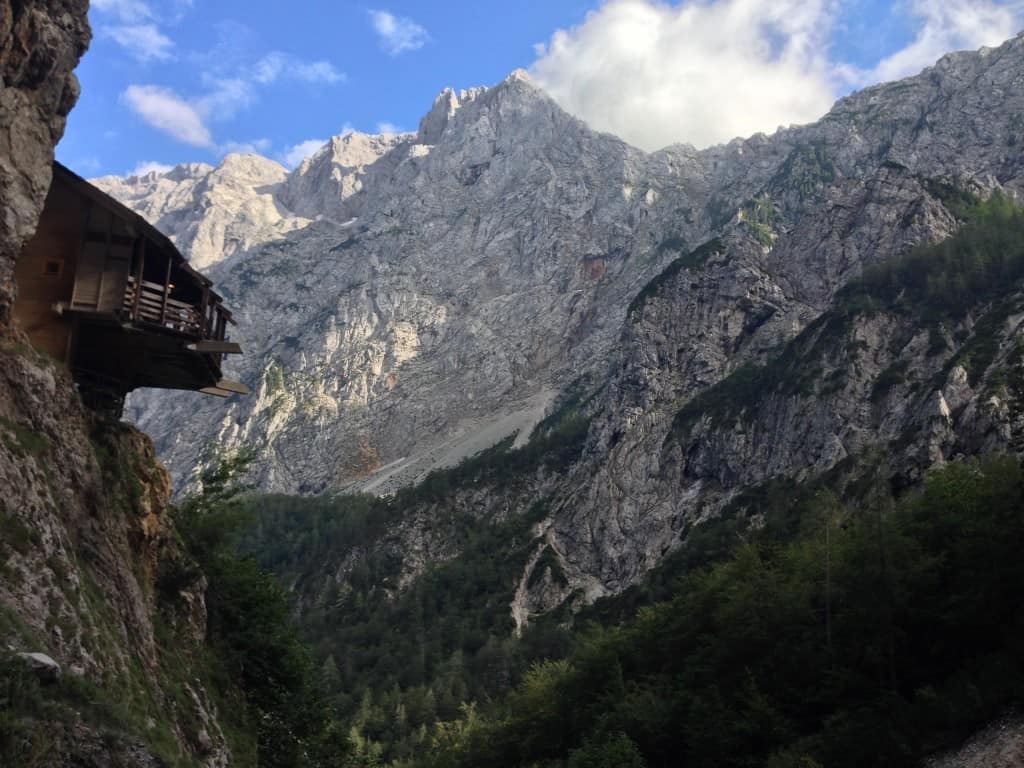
[2,2,1024,764]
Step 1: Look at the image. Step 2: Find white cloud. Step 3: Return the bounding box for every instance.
[220,138,273,156]
[122,49,344,150]
[253,52,287,84]
[376,121,403,134]
[102,23,174,62]
[847,0,1022,85]
[91,0,153,23]
[529,0,1024,152]
[122,84,214,148]
[253,52,347,84]
[196,76,255,120]
[531,0,837,151]
[281,139,327,168]
[292,60,347,84]
[369,10,429,55]
[129,160,173,176]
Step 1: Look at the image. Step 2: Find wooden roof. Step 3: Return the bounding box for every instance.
[52,162,226,307]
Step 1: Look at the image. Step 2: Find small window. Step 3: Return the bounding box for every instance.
[43,259,64,277]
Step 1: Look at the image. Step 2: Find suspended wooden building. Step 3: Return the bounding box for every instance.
[12,162,248,414]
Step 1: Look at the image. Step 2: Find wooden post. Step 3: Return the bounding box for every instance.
[131,238,145,322]
[70,201,94,308]
[199,284,209,337]
[95,210,113,310]
[159,255,172,326]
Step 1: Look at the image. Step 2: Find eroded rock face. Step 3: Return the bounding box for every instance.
[100,36,1024,613]
[0,1,231,764]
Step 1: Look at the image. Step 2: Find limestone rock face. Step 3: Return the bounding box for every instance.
[121,69,695,496]
[94,154,307,270]
[101,36,1024,609]
[279,131,411,218]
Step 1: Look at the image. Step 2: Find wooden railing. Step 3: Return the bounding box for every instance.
[123,276,204,336]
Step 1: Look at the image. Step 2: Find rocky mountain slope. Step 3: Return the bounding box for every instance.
[97,35,1024,615]
[101,71,713,496]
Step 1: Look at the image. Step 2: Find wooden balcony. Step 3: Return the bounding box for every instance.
[13,161,248,415]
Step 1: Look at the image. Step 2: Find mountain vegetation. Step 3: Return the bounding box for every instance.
[410,454,1024,768]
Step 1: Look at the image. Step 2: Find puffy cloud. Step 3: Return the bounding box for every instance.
[123,52,343,151]
[531,0,837,151]
[369,10,429,55]
[122,84,214,148]
[281,139,327,168]
[102,23,174,62]
[846,0,1022,85]
[128,160,173,176]
[376,121,403,134]
[530,0,1024,152]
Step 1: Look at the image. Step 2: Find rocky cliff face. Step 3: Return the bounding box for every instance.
[553,37,1024,600]
[0,2,232,765]
[98,35,1024,615]
[0,0,88,324]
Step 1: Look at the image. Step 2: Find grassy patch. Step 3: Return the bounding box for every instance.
[629,238,723,316]
[0,511,39,556]
[0,417,48,460]
[741,193,778,248]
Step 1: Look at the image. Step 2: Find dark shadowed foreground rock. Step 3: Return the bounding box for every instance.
[0,1,232,764]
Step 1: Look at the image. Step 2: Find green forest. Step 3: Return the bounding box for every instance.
[187,449,1024,767]
[410,455,1024,767]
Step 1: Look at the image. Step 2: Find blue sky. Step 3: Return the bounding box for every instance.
[57,0,1024,177]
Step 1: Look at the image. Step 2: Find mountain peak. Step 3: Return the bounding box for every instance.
[418,87,467,144]
[504,68,534,85]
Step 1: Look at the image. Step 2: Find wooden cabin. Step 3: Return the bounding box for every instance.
[12,162,248,414]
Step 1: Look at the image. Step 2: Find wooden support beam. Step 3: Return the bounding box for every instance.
[199,386,232,398]
[95,209,113,311]
[85,231,135,246]
[214,378,249,394]
[185,340,243,354]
